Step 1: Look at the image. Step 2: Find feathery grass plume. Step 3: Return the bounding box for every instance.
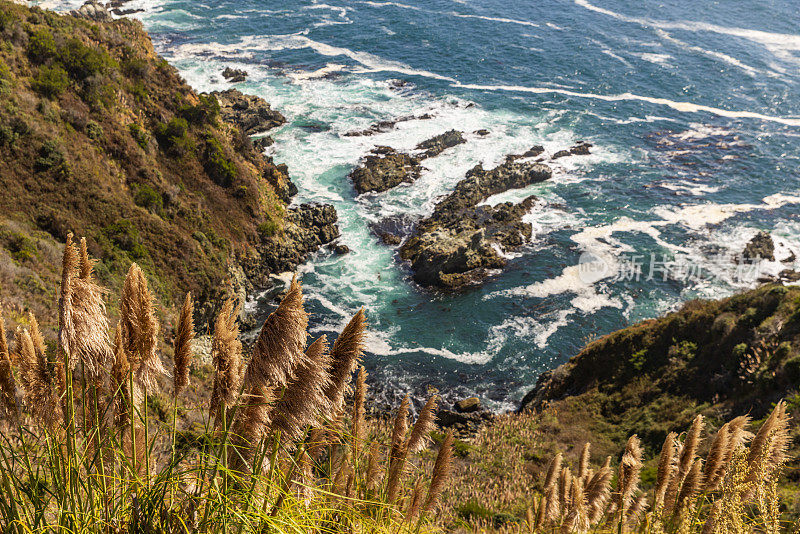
[617,435,643,522]
[747,401,790,481]
[559,466,573,514]
[544,481,561,523]
[58,233,78,371]
[351,365,367,459]
[423,429,453,513]
[578,442,591,480]
[544,452,563,491]
[701,501,721,534]
[110,324,132,429]
[17,328,61,430]
[405,476,424,521]
[723,415,753,469]
[536,493,547,529]
[527,505,535,534]
[79,237,94,281]
[627,494,647,525]
[119,264,164,389]
[654,431,678,510]
[172,292,194,397]
[386,394,410,504]
[703,422,730,492]
[209,298,243,425]
[231,385,276,471]
[323,308,366,414]
[271,335,332,441]
[585,463,613,523]
[666,415,704,514]
[675,458,704,513]
[563,476,588,534]
[246,277,308,392]
[407,394,439,454]
[0,308,17,422]
[366,441,382,493]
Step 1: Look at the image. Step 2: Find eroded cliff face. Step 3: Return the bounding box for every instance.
[0,1,337,331]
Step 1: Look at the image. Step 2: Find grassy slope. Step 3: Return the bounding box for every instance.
[434,283,800,530]
[0,2,294,334]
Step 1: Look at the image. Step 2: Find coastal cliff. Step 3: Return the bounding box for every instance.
[0,1,337,331]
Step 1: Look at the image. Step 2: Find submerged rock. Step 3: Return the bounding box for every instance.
[211,88,286,135]
[399,160,552,289]
[743,231,775,261]
[343,113,433,137]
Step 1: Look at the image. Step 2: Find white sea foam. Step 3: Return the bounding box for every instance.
[653,29,763,77]
[453,82,800,126]
[574,0,800,69]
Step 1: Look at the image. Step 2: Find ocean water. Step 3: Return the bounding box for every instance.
[44,0,800,410]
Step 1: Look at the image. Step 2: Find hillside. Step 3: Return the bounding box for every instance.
[0,1,336,334]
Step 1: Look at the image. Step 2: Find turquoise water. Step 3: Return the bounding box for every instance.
[47,0,800,409]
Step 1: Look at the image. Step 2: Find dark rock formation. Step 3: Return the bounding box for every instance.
[414,129,466,158]
[349,130,465,194]
[437,405,494,434]
[332,243,350,255]
[71,1,112,21]
[211,89,286,135]
[475,129,490,136]
[743,231,775,261]
[552,141,592,160]
[399,160,552,288]
[256,203,340,275]
[253,136,274,152]
[455,397,481,413]
[349,147,421,194]
[222,67,247,83]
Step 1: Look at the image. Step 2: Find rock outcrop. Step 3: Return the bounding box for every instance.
[349,147,421,194]
[399,160,552,288]
[71,1,112,21]
[349,130,466,194]
[414,129,466,158]
[211,88,286,135]
[743,231,775,261]
[256,204,340,275]
[551,141,592,160]
[343,113,432,137]
[222,67,247,83]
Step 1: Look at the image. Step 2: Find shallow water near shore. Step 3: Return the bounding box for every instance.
[43,0,800,411]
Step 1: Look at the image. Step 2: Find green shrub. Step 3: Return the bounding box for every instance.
[27,29,57,63]
[33,65,69,98]
[35,139,65,170]
[732,343,748,360]
[129,123,150,151]
[133,184,163,213]
[0,60,12,94]
[2,231,38,261]
[668,340,697,361]
[103,219,147,259]
[203,134,237,186]
[154,117,193,156]
[58,38,114,80]
[85,120,103,140]
[784,355,800,383]
[121,54,149,78]
[0,9,16,31]
[777,341,793,359]
[628,349,647,371]
[179,94,219,125]
[130,80,148,102]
